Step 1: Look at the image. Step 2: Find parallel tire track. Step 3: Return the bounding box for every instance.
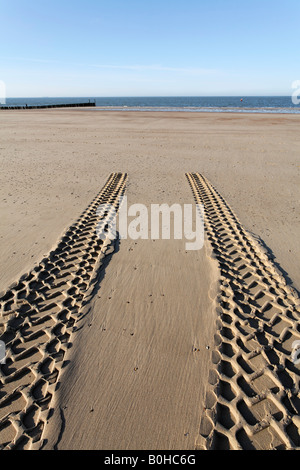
[0,172,127,450]
[186,172,300,450]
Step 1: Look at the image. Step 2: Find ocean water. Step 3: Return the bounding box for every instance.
[1,96,300,113]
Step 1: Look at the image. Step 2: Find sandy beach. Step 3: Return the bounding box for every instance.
[0,109,299,450]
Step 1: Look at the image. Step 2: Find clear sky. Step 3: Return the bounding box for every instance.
[0,0,299,97]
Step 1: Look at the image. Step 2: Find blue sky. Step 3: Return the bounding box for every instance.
[0,0,299,97]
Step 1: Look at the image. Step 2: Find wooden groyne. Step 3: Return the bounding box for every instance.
[0,102,96,110]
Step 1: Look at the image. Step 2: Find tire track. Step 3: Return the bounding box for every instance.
[186,172,300,450]
[0,172,127,449]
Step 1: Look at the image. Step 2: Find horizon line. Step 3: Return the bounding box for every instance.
[4,94,293,99]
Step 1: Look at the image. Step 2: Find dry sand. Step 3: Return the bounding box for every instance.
[0,110,299,293]
[0,109,299,450]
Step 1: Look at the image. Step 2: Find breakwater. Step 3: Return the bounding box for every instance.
[0,102,96,110]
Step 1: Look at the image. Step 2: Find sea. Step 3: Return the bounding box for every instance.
[1,96,300,114]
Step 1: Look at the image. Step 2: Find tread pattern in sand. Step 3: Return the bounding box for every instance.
[186,172,300,450]
[0,172,127,450]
